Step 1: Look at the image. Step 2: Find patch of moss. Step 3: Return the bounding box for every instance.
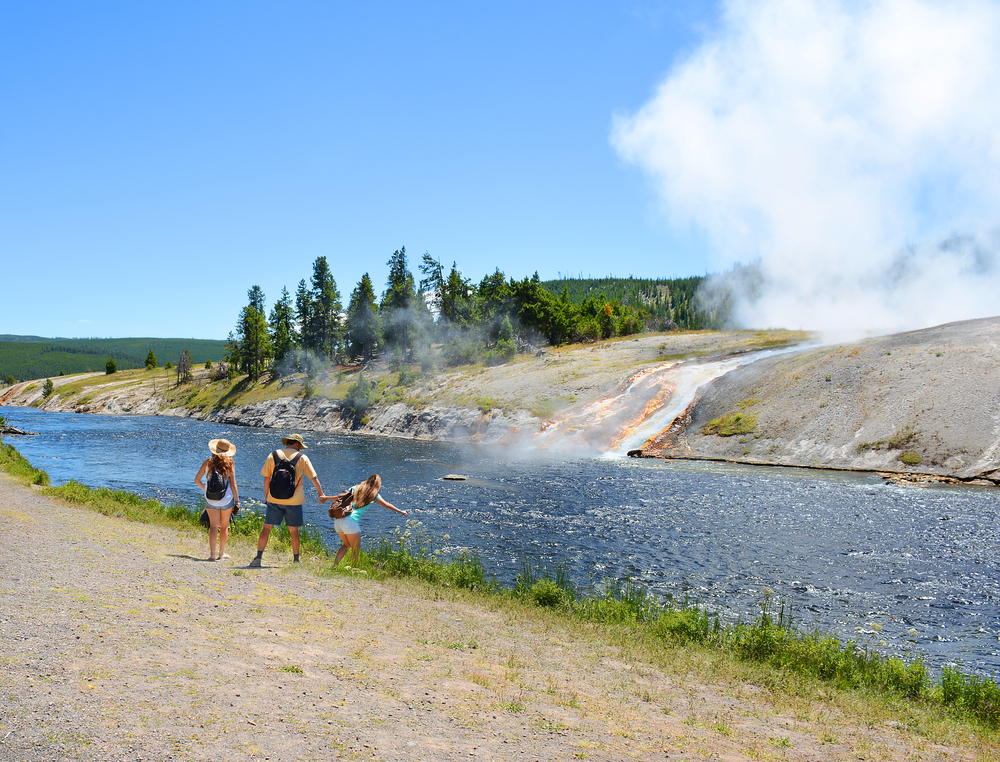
[702,412,757,437]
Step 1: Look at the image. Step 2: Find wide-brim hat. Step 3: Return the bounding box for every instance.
[208,438,236,457]
[282,434,308,449]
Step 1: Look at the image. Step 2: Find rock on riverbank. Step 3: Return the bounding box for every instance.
[193,397,537,443]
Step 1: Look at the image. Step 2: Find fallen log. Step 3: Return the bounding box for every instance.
[0,425,37,436]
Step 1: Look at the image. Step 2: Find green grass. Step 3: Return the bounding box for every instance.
[701,398,760,437]
[701,412,757,437]
[2,441,998,732]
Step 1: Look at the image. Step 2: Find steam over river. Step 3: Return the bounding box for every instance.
[6,407,1000,677]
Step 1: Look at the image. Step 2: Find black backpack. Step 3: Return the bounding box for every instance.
[205,469,228,501]
[269,451,302,500]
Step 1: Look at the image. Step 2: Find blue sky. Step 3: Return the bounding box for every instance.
[2,1,720,340]
[8,0,1000,341]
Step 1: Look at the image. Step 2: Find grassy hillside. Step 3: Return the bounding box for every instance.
[0,336,229,382]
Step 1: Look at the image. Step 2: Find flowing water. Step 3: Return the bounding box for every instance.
[4,406,1000,677]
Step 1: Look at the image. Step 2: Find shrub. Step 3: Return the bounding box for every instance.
[42,379,54,398]
[144,350,158,369]
[900,451,922,465]
[345,373,379,416]
[105,358,117,374]
[443,336,483,366]
[529,579,566,608]
[397,365,419,386]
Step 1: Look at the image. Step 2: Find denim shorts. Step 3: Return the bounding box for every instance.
[264,502,304,528]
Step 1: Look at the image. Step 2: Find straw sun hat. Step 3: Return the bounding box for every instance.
[208,439,236,457]
[281,434,308,449]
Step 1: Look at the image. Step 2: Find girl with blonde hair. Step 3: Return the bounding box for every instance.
[323,474,406,566]
[194,438,240,561]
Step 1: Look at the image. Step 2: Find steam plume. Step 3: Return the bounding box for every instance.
[612,0,1000,334]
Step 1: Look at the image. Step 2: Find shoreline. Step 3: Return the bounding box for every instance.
[4,319,1000,484]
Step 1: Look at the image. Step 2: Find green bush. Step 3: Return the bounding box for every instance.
[42,379,54,398]
[443,336,483,366]
[345,373,379,416]
[529,578,567,608]
[105,358,117,374]
[397,365,420,386]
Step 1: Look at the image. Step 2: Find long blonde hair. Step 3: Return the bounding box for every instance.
[207,454,235,480]
[353,474,381,508]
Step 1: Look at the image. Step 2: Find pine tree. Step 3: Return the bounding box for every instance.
[235,286,272,380]
[346,273,381,364]
[418,253,444,320]
[382,247,417,361]
[269,286,296,364]
[295,278,312,351]
[308,257,342,361]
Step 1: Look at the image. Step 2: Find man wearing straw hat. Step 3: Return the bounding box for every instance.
[249,433,326,567]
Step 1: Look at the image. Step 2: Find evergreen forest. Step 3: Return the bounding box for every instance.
[225,251,755,383]
[0,337,228,384]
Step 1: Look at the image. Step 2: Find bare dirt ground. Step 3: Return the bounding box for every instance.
[1,474,995,762]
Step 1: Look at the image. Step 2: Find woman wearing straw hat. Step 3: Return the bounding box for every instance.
[321,474,406,566]
[195,438,240,561]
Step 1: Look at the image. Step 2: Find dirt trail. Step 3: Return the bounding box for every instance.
[0,475,994,761]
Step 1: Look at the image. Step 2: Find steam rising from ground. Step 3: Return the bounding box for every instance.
[613,0,1000,335]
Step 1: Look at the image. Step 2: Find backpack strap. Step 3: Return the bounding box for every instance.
[272,450,303,468]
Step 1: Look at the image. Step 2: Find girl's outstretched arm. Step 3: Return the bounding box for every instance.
[375,495,407,516]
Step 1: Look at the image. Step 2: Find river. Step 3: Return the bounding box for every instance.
[3,406,999,677]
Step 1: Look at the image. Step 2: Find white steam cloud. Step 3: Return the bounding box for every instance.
[612,0,1000,334]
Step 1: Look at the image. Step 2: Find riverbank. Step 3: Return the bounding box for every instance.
[1,473,996,761]
[5,319,1000,482]
[0,329,804,444]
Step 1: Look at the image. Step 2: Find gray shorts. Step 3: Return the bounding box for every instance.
[264,502,304,528]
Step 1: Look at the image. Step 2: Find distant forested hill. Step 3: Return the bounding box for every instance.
[540,276,709,330]
[0,336,228,382]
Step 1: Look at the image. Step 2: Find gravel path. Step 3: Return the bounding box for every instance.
[0,473,993,761]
